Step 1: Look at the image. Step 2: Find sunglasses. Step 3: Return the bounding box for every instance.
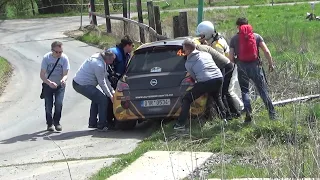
[52,49,63,54]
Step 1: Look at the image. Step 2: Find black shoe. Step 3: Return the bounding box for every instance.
[88,124,98,128]
[54,124,62,131]
[226,115,233,121]
[47,125,54,131]
[232,112,241,119]
[96,126,109,132]
[270,114,279,121]
[107,123,116,130]
[244,114,252,124]
[173,123,186,131]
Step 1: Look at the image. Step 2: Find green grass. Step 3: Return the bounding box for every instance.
[0,57,12,95]
[1,0,317,20]
[90,102,320,179]
[76,30,118,50]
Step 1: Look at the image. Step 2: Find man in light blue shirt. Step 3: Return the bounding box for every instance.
[73,50,115,131]
[40,41,70,132]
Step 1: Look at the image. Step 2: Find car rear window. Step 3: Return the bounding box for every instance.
[126,45,186,74]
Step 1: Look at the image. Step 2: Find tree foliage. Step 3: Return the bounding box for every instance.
[1,0,83,17]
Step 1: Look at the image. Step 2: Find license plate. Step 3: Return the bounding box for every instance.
[141,99,171,107]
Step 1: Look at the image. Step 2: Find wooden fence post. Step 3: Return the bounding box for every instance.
[122,0,128,35]
[178,11,188,37]
[154,6,162,38]
[136,0,145,43]
[147,1,156,42]
[173,15,180,38]
[90,0,97,25]
[104,0,112,33]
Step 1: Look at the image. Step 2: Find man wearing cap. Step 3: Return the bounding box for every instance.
[72,50,116,131]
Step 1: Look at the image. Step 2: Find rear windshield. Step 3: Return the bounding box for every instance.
[126,45,186,74]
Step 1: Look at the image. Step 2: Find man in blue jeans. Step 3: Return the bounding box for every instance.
[40,41,70,131]
[229,17,277,123]
[73,50,116,131]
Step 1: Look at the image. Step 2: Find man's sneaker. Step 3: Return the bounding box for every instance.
[270,114,279,121]
[47,125,54,131]
[88,124,97,128]
[244,114,252,124]
[54,124,62,131]
[96,127,109,132]
[173,123,185,131]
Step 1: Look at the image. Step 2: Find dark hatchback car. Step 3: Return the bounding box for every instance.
[112,37,210,130]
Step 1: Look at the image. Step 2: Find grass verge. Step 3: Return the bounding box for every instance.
[0,57,12,96]
[90,102,320,179]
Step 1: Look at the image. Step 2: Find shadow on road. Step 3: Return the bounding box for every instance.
[0,120,159,144]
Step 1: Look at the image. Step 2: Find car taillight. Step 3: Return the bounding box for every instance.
[117,82,129,92]
[181,77,195,86]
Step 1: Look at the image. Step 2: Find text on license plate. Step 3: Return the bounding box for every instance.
[141,99,171,107]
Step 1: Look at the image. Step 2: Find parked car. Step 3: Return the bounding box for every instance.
[112,36,255,130]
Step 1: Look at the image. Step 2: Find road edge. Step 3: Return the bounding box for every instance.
[0,56,13,96]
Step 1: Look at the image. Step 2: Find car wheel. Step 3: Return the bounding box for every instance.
[204,96,218,120]
[115,119,137,130]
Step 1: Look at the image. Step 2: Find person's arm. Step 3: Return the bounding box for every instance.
[61,56,70,86]
[40,57,57,88]
[259,41,275,72]
[185,61,196,81]
[228,48,235,63]
[106,71,115,94]
[208,46,230,64]
[228,36,235,63]
[94,63,114,99]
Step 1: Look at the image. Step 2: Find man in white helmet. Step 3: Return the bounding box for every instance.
[195,21,244,118]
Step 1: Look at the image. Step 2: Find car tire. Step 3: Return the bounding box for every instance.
[203,96,218,120]
[115,119,137,130]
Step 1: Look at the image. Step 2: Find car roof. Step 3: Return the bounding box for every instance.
[136,36,199,50]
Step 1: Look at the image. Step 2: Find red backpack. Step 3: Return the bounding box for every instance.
[237,24,259,62]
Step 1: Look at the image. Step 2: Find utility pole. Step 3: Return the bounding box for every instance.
[104,0,112,33]
[128,0,131,19]
[90,0,97,25]
[80,0,83,29]
[197,0,204,25]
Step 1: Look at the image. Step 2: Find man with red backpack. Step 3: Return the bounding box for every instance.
[229,17,277,123]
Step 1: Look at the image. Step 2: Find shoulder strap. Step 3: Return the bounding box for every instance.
[47,58,60,79]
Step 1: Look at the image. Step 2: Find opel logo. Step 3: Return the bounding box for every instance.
[150,79,157,86]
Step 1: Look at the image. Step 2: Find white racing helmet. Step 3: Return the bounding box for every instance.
[195,21,216,40]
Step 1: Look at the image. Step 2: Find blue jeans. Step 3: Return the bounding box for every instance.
[44,84,65,126]
[237,60,276,118]
[72,80,109,128]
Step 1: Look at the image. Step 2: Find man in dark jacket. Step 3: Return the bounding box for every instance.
[174,39,227,131]
[106,35,134,126]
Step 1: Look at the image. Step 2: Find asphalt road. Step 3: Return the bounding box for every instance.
[0,15,150,179]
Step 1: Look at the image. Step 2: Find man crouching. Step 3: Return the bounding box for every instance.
[72,50,116,131]
[174,39,227,131]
